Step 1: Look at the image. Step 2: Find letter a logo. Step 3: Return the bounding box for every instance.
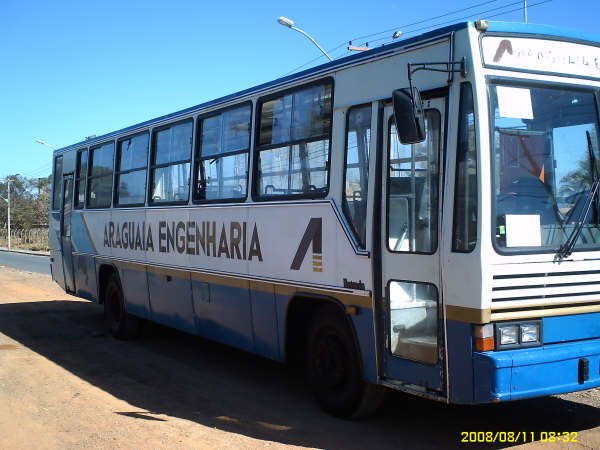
[290,218,323,272]
[493,39,513,63]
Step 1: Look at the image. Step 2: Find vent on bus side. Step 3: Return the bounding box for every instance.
[491,269,600,306]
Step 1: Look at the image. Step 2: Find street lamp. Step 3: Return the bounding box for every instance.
[0,178,13,250]
[34,138,57,150]
[277,16,333,62]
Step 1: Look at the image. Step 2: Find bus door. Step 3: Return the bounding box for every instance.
[60,173,75,293]
[380,95,446,394]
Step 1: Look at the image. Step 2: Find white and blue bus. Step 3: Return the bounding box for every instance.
[50,20,600,417]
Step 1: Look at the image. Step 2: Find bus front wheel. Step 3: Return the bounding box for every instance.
[103,274,141,339]
[307,306,384,418]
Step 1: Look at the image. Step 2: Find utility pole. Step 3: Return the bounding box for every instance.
[7,179,10,250]
[0,178,12,250]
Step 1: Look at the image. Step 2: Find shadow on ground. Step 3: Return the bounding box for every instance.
[1,300,598,449]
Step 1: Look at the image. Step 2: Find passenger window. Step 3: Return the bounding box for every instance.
[256,81,332,198]
[343,105,371,249]
[74,149,87,209]
[52,155,63,210]
[116,133,149,206]
[195,104,250,202]
[87,142,115,208]
[387,110,440,253]
[150,120,192,204]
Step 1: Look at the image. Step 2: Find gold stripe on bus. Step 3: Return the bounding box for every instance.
[491,297,600,310]
[445,305,491,324]
[117,260,147,272]
[106,257,372,309]
[491,303,600,321]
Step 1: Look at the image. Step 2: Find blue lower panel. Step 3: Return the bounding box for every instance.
[352,309,377,384]
[192,280,254,353]
[148,271,196,334]
[473,338,600,402]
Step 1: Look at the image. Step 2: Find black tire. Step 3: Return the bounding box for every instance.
[307,305,384,418]
[103,274,141,340]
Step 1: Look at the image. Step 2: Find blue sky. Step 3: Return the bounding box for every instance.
[0,0,597,180]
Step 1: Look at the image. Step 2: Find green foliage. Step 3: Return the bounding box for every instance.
[0,174,51,229]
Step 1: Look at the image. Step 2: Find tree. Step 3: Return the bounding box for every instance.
[0,174,51,230]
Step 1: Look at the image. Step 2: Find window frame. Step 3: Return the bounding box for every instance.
[193,101,252,204]
[342,103,372,250]
[386,279,440,365]
[452,82,478,253]
[385,108,442,255]
[487,77,600,256]
[86,141,115,209]
[74,148,88,210]
[52,154,63,211]
[148,118,194,206]
[115,131,150,208]
[252,77,334,201]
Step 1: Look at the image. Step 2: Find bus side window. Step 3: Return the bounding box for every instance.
[150,120,193,204]
[116,133,149,206]
[452,83,478,252]
[74,150,87,209]
[52,155,63,210]
[342,105,371,249]
[87,142,115,209]
[256,81,332,199]
[195,104,251,202]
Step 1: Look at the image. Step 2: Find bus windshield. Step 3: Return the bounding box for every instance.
[491,82,600,253]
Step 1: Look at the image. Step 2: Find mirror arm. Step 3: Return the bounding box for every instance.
[407,58,468,92]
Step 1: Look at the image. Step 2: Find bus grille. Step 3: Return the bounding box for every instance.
[491,269,600,309]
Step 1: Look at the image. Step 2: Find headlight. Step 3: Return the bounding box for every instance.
[498,324,518,345]
[520,323,540,343]
[494,320,542,350]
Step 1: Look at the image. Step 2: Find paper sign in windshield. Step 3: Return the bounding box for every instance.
[497,86,533,119]
[505,214,541,247]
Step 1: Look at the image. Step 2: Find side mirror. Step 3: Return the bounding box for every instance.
[392,88,426,144]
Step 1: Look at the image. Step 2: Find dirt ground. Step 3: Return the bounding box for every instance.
[0,265,599,450]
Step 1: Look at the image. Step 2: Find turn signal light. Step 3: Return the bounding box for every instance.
[474,324,494,352]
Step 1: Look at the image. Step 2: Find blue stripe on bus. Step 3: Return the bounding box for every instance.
[446,320,475,403]
[543,312,600,344]
[485,21,600,44]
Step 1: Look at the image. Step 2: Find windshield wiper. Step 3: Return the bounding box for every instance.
[556,131,600,260]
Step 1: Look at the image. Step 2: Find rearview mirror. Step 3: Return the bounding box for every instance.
[392,88,426,144]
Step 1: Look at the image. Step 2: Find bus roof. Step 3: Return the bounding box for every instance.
[54,20,600,154]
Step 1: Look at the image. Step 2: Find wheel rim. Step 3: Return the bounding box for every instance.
[314,331,349,389]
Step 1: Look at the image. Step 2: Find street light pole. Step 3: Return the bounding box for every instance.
[277,16,333,62]
[7,179,10,251]
[0,178,12,250]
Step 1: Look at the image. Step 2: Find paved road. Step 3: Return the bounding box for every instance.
[0,250,50,275]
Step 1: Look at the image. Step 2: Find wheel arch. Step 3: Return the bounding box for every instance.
[97,263,119,305]
[284,294,363,370]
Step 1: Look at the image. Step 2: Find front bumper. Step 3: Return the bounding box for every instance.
[473,338,600,402]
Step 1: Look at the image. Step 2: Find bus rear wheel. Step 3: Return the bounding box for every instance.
[103,274,141,340]
[307,306,384,418]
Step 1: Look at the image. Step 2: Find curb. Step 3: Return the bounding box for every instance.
[0,248,50,257]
